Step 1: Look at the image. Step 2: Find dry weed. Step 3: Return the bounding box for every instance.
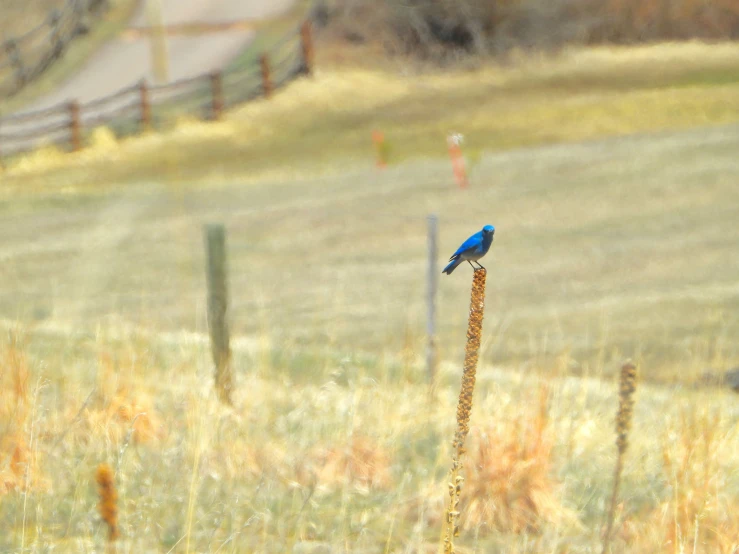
[631,407,739,553]
[78,350,163,445]
[461,385,578,534]
[298,435,392,493]
[96,463,120,542]
[0,334,47,495]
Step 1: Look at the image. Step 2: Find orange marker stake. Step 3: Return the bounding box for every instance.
[372,130,387,168]
[448,134,468,189]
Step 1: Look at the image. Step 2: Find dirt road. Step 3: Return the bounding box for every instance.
[13,0,295,114]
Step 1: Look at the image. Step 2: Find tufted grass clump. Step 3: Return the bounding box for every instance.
[462,385,578,534]
[643,407,739,552]
[0,333,47,496]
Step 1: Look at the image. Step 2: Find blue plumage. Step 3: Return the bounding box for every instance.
[442,224,495,275]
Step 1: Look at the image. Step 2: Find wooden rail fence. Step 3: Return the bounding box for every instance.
[0,21,313,162]
[0,0,111,98]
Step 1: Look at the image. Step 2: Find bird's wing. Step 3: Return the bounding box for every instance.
[449,231,483,260]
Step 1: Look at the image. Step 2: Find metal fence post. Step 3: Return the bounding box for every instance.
[204,224,233,405]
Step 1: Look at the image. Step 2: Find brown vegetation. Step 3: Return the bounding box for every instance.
[319,0,739,59]
[0,334,47,496]
[95,463,120,541]
[442,268,486,553]
[461,385,577,534]
[602,361,638,553]
[309,435,392,491]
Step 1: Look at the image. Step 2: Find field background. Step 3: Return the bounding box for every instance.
[0,31,738,554]
[0,0,140,114]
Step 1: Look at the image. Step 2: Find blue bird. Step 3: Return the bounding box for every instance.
[442,225,495,275]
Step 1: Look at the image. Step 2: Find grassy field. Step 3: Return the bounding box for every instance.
[0,40,738,552]
[1,329,737,553]
[2,122,739,381]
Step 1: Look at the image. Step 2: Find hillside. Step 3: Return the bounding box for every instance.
[0,37,738,553]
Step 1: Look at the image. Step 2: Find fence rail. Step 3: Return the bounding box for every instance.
[0,0,111,99]
[0,21,314,162]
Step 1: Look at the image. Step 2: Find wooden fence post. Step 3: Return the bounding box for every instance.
[300,20,314,75]
[426,214,439,389]
[71,0,90,35]
[89,0,111,16]
[210,71,224,120]
[72,0,85,19]
[204,224,233,405]
[49,9,64,58]
[139,79,151,131]
[4,39,26,91]
[68,101,82,151]
[260,53,273,98]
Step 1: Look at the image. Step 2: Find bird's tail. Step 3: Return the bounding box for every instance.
[442,257,462,275]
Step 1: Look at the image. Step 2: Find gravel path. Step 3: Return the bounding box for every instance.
[12,0,295,114]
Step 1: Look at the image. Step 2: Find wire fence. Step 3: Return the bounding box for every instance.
[0,20,313,161]
[0,0,111,99]
[0,208,455,357]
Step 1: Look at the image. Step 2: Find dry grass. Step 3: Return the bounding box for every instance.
[461,385,578,535]
[0,34,737,553]
[307,435,392,492]
[616,404,739,554]
[1,117,738,383]
[0,332,40,496]
[648,409,738,552]
[0,327,735,552]
[89,350,162,445]
[3,40,739,180]
[2,44,739,377]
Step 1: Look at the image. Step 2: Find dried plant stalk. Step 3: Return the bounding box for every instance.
[601,361,638,554]
[441,268,486,554]
[96,463,120,545]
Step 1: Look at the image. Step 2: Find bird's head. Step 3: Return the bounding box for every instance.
[482,225,495,235]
